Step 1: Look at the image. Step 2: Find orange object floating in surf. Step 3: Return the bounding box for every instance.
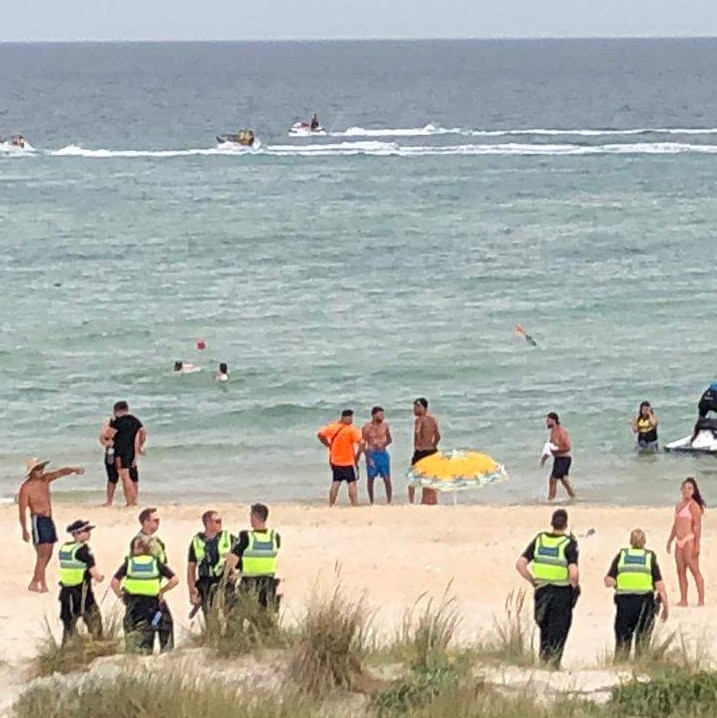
[514,325,538,347]
[196,339,207,350]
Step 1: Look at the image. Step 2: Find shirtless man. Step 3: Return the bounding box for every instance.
[362,407,393,505]
[540,412,576,501]
[18,458,86,592]
[408,398,441,506]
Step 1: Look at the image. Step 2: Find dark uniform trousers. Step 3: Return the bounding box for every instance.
[614,593,656,661]
[237,576,281,610]
[534,585,574,667]
[124,595,173,654]
[59,584,103,644]
[196,577,236,617]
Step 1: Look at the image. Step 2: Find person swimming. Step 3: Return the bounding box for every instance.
[174,360,200,374]
[216,362,229,382]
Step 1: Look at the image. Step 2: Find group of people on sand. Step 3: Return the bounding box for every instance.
[18,462,281,653]
[317,399,576,507]
[516,476,705,668]
[316,398,441,507]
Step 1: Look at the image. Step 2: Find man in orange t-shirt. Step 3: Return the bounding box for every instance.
[317,409,365,507]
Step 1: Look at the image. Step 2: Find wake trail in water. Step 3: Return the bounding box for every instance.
[35,141,717,159]
[328,125,717,138]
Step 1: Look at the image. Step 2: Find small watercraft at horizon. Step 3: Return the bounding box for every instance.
[289,114,325,136]
[0,134,28,149]
[216,129,256,146]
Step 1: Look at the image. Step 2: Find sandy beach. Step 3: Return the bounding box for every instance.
[2,501,716,673]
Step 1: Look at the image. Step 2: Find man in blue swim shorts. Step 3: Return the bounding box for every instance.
[362,407,393,504]
[18,457,86,592]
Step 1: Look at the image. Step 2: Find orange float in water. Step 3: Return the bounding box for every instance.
[196,340,207,350]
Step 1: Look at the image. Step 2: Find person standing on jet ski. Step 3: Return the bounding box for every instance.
[310,114,320,131]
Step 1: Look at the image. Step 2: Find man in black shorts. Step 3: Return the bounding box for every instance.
[100,416,138,507]
[541,412,576,501]
[107,401,146,507]
[317,410,365,507]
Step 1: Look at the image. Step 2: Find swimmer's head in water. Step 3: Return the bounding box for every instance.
[174,361,183,371]
[219,362,228,374]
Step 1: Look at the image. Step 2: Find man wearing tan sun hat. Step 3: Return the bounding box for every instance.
[18,457,86,593]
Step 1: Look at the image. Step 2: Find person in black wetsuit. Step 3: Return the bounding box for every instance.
[698,382,717,419]
[691,382,717,444]
[310,114,320,131]
[107,401,146,507]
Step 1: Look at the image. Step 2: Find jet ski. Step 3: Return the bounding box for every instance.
[664,418,717,455]
[0,134,28,149]
[216,129,255,147]
[289,121,326,137]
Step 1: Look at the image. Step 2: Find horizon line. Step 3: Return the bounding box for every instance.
[2,34,717,45]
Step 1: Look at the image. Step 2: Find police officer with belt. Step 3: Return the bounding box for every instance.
[58,519,104,644]
[516,509,580,668]
[223,503,281,611]
[111,535,179,654]
[130,507,174,650]
[604,528,669,661]
[187,509,236,617]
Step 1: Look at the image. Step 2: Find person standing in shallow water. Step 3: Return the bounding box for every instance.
[541,412,576,501]
[409,398,441,505]
[667,477,705,607]
[632,400,659,452]
[362,406,393,505]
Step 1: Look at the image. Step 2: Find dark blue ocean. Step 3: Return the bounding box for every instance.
[2,39,717,505]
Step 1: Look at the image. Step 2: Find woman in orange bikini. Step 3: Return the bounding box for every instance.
[666,477,705,606]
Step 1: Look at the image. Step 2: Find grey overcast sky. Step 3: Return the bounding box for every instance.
[2,0,716,42]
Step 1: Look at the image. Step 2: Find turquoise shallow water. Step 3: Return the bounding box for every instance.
[2,40,717,505]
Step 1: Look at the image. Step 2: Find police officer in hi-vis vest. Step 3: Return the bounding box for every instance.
[58,519,104,644]
[223,503,281,610]
[604,528,669,661]
[187,509,236,617]
[516,509,580,668]
[110,535,179,654]
[130,507,174,650]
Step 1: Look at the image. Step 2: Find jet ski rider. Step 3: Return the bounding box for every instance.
[690,381,717,445]
[310,114,319,131]
[698,382,717,419]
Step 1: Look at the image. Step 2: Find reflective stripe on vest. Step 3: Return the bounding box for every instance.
[242,530,278,577]
[616,549,653,595]
[192,530,233,578]
[531,533,570,586]
[123,555,161,596]
[59,542,86,587]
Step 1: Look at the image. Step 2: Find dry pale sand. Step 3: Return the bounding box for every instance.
[2,501,716,670]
